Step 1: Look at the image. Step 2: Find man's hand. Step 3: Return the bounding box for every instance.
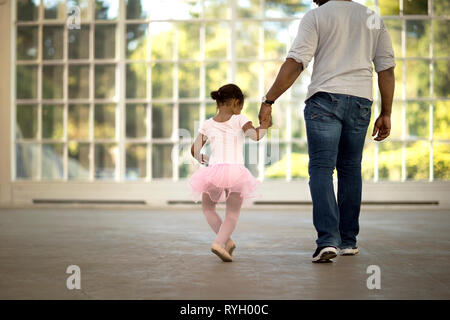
[258,103,272,127]
[372,114,391,141]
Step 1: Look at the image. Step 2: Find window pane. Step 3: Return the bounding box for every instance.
[126,63,147,98]
[179,103,200,138]
[95,64,116,98]
[16,104,38,139]
[406,20,429,58]
[388,102,403,140]
[264,22,289,59]
[434,101,450,140]
[17,0,39,21]
[264,62,282,94]
[126,24,148,59]
[205,103,218,119]
[237,0,262,18]
[204,0,228,19]
[43,26,64,60]
[406,102,429,139]
[16,143,39,179]
[244,142,259,176]
[434,0,450,15]
[205,62,229,99]
[178,22,200,59]
[150,23,174,60]
[266,102,286,139]
[95,0,119,20]
[379,0,399,16]
[68,104,90,139]
[378,141,402,181]
[362,141,375,181]
[404,0,428,15]
[179,143,195,179]
[69,26,90,59]
[17,26,38,60]
[179,62,200,98]
[241,102,259,127]
[433,20,449,57]
[236,22,260,59]
[151,63,173,98]
[434,143,450,180]
[95,24,116,59]
[384,20,401,59]
[205,22,229,59]
[433,60,450,98]
[291,142,309,180]
[148,0,201,20]
[42,143,64,179]
[405,60,430,98]
[42,65,63,99]
[152,103,173,138]
[126,143,147,180]
[44,0,66,19]
[69,65,90,99]
[406,141,429,181]
[68,142,90,180]
[291,101,306,139]
[17,65,38,99]
[126,104,147,138]
[94,104,116,139]
[42,104,64,139]
[237,62,259,99]
[265,143,287,179]
[95,143,117,179]
[126,0,150,19]
[152,144,173,178]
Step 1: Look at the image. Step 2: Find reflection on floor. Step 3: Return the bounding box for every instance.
[0,208,449,299]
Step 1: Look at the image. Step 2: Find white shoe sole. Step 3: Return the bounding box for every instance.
[340,248,359,256]
[312,247,338,263]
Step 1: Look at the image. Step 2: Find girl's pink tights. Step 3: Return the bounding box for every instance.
[201,191,243,247]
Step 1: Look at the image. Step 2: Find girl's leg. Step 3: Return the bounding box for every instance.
[214,192,243,246]
[202,192,223,234]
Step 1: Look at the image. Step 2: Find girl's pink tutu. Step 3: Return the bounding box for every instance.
[189,163,261,207]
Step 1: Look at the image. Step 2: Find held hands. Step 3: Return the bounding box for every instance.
[372,114,391,141]
[258,103,273,128]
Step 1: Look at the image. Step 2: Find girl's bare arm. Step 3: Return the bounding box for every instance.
[242,120,270,141]
[191,133,208,164]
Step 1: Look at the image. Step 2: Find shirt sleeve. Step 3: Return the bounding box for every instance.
[286,10,318,70]
[238,114,252,129]
[373,19,396,73]
[198,120,208,136]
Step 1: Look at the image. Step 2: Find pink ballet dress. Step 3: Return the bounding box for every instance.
[189,113,261,208]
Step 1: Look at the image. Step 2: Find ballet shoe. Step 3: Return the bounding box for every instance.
[211,242,233,262]
[225,239,236,256]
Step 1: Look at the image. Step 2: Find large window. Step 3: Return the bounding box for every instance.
[13,0,449,182]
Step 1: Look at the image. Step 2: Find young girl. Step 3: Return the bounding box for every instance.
[189,83,272,262]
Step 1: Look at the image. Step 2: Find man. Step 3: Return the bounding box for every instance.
[258,0,395,262]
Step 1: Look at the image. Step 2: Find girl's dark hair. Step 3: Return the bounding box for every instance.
[210,83,245,105]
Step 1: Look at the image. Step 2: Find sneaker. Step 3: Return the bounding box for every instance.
[211,242,233,262]
[312,246,338,263]
[225,239,236,256]
[340,247,359,256]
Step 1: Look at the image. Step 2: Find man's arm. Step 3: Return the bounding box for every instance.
[266,58,304,102]
[259,58,304,123]
[372,66,395,141]
[377,67,395,116]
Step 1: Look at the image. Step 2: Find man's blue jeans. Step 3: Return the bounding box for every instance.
[304,91,373,249]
